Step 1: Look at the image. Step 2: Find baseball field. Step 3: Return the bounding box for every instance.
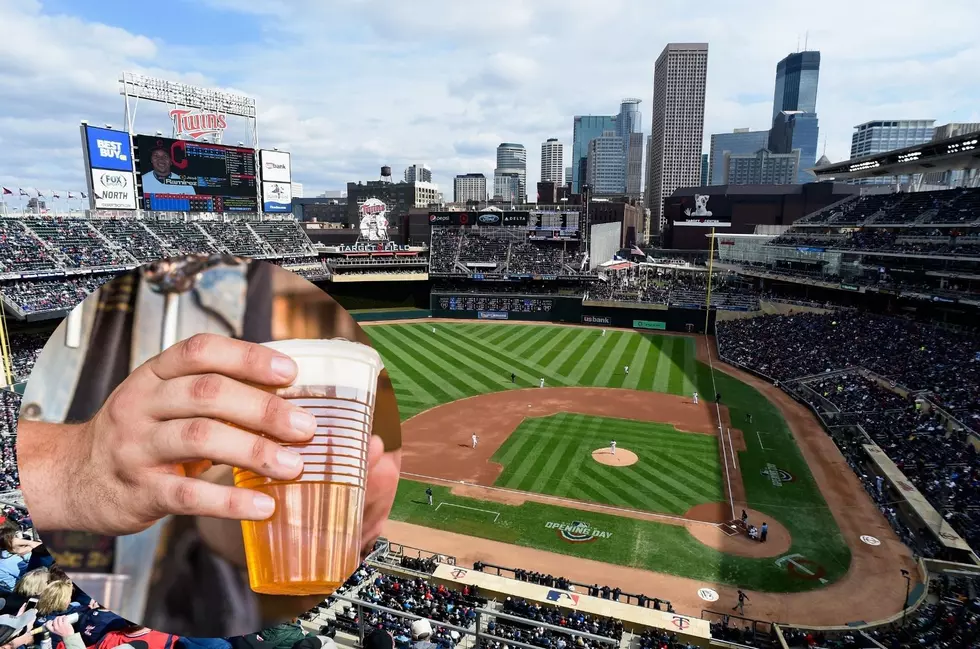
[365,322,853,594]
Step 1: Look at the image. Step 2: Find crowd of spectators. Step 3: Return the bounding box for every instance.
[0,221,59,273]
[868,574,980,648]
[0,275,114,316]
[719,311,980,554]
[804,372,910,413]
[497,597,623,644]
[589,271,759,311]
[23,217,128,268]
[91,220,170,262]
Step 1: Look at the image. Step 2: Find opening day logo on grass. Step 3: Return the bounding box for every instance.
[546,521,613,543]
[761,463,795,487]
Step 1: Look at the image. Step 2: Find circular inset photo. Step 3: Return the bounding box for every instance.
[12,258,402,637]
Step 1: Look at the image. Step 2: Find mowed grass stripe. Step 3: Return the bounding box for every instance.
[498,325,546,354]
[508,418,567,491]
[367,330,456,404]
[493,420,540,468]
[579,462,681,513]
[510,326,558,358]
[400,325,514,393]
[437,326,574,387]
[666,337,689,396]
[601,333,641,388]
[650,336,675,392]
[575,331,627,385]
[612,335,646,390]
[550,328,595,376]
[564,330,618,383]
[631,455,720,506]
[553,416,607,494]
[682,337,698,396]
[388,326,500,395]
[531,326,580,366]
[530,417,601,496]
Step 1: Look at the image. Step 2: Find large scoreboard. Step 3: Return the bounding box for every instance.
[528,210,580,240]
[135,135,258,212]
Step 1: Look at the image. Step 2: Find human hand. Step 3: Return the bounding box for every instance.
[44,616,75,639]
[21,334,320,536]
[9,538,39,556]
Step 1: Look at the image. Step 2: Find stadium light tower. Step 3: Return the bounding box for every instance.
[119,72,258,148]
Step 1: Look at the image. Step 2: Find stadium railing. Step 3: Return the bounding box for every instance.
[475,562,667,610]
[317,592,622,649]
[700,610,778,647]
[380,540,457,566]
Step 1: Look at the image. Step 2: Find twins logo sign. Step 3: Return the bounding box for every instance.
[545,521,613,543]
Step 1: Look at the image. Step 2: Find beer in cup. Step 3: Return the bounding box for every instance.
[233,338,384,595]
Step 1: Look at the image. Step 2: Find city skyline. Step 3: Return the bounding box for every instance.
[1,1,979,198]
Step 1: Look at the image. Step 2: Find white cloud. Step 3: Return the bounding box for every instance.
[0,0,978,198]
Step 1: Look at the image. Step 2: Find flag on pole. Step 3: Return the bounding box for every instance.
[34,189,44,197]
[67,191,75,199]
[19,189,29,197]
[81,192,88,198]
[631,245,645,257]
[1,188,12,196]
[53,191,61,199]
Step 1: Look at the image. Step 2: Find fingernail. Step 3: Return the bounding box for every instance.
[253,494,276,517]
[290,409,317,434]
[277,449,303,469]
[270,355,297,381]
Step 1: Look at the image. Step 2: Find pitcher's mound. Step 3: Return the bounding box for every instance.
[592,448,638,467]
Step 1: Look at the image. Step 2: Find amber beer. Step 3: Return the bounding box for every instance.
[233,339,384,595]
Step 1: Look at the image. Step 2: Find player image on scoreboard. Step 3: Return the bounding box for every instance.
[140,140,197,196]
[136,135,258,213]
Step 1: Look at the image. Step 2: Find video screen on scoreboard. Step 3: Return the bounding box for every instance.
[135,135,257,212]
[528,210,580,240]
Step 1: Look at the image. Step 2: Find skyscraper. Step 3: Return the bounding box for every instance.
[723,148,800,185]
[540,138,564,185]
[627,133,645,199]
[564,167,573,185]
[403,164,432,183]
[850,120,936,157]
[493,143,526,202]
[617,99,643,199]
[772,51,820,123]
[849,120,936,185]
[646,43,708,233]
[709,129,770,185]
[586,130,626,196]
[769,51,821,183]
[700,154,708,185]
[454,173,487,203]
[572,115,617,193]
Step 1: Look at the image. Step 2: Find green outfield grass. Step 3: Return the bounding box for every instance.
[366,322,852,592]
[492,413,723,515]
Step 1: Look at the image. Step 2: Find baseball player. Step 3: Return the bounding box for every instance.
[426,487,433,506]
[732,589,749,615]
[693,391,699,405]
[610,440,617,456]
[624,365,629,376]
[471,434,478,449]
[602,329,606,336]
[539,378,545,388]
[511,372,516,384]
[432,327,436,333]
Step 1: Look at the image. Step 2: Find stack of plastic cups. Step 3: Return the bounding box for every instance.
[234,338,385,596]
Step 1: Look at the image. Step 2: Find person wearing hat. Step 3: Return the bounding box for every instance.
[140,142,197,196]
[363,629,393,649]
[410,619,437,649]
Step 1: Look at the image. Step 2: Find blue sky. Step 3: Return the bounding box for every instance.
[1,0,978,200]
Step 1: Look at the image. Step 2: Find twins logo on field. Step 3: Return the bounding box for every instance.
[761,463,794,487]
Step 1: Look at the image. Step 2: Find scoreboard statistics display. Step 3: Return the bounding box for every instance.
[528,210,580,240]
[135,135,257,212]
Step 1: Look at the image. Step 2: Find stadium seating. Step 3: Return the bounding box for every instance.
[91,219,171,262]
[717,311,980,553]
[0,219,62,272]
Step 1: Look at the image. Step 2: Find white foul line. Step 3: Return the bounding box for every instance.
[756,430,769,451]
[727,428,737,470]
[435,502,501,523]
[704,336,736,521]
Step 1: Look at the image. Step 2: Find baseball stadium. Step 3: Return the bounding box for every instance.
[0,75,979,649]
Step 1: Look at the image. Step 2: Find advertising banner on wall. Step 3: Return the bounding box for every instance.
[262,181,292,213]
[633,319,667,330]
[91,169,138,209]
[259,150,291,183]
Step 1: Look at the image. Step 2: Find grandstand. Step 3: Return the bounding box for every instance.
[429,226,589,278]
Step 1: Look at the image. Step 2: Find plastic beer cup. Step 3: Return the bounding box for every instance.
[233,338,384,595]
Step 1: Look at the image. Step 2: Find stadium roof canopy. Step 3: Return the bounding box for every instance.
[812,129,980,181]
